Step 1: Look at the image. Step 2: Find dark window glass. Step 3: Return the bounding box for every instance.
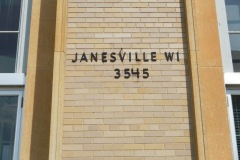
[225,0,240,72]
[232,95,240,157]
[229,34,240,72]
[225,0,240,31]
[0,96,18,160]
[0,0,22,31]
[0,33,18,73]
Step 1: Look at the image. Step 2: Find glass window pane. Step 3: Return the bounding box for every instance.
[225,0,240,31]
[0,0,22,31]
[0,96,18,160]
[232,95,240,157]
[1,145,10,160]
[0,33,18,73]
[229,34,240,72]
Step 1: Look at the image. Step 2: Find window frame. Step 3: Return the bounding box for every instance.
[227,90,240,160]
[0,0,30,81]
[0,0,30,159]
[0,89,23,160]
[216,0,240,84]
[216,0,234,73]
[0,0,31,86]
[16,0,30,74]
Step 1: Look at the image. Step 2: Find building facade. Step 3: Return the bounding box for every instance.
[0,0,239,160]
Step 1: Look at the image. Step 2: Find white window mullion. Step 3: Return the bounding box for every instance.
[229,31,240,34]
[0,31,19,33]
[16,0,30,73]
[12,92,23,160]
[227,93,239,160]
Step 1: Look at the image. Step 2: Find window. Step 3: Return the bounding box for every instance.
[0,90,23,160]
[216,0,240,74]
[216,0,240,159]
[0,0,30,159]
[227,91,240,160]
[0,0,29,74]
[225,0,240,72]
[0,0,21,73]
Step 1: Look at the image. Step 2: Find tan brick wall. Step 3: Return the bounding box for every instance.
[63,0,195,159]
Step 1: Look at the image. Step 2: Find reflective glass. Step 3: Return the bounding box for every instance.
[0,96,18,160]
[226,0,240,31]
[0,33,18,73]
[0,0,22,31]
[229,34,240,72]
[232,95,240,157]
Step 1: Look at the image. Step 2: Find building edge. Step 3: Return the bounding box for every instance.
[185,0,233,159]
[48,0,67,159]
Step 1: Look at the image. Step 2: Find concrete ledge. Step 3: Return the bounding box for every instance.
[225,73,240,85]
[0,73,25,86]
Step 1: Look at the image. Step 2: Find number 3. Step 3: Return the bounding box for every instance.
[114,68,120,79]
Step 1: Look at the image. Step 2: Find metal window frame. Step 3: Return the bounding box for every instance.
[224,73,240,84]
[0,90,23,160]
[0,0,30,74]
[16,0,30,74]
[227,90,240,160]
[0,0,30,158]
[0,0,31,85]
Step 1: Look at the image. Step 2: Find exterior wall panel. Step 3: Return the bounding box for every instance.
[63,0,195,159]
[17,0,234,159]
[20,0,57,159]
